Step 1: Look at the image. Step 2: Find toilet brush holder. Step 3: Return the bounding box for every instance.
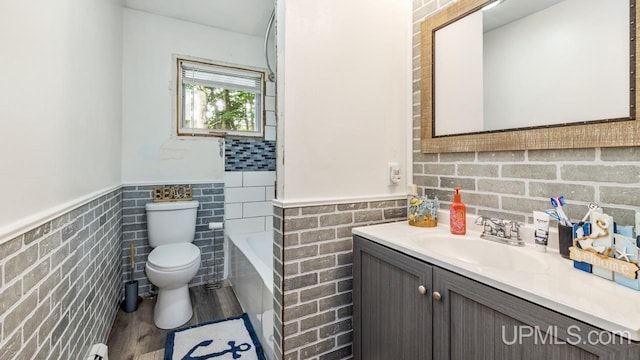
[124,280,138,313]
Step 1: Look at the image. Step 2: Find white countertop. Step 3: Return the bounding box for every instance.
[353,220,640,341]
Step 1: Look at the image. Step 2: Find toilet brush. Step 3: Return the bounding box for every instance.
[129,244,134,282]
[206,222,224,289]
[123,244,140,312]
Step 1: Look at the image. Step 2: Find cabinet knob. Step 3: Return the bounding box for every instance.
[433,291,442,301]
[418,285,427,295]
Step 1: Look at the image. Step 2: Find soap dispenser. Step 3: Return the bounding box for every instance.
[450,187,466,235]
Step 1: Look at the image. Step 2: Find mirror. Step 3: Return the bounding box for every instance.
[420,0,640,153]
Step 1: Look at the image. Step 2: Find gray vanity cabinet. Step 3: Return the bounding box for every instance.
[353,235,433,360]
[353,235,640,360]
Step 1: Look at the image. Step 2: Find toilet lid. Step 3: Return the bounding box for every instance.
[148,243,200,271]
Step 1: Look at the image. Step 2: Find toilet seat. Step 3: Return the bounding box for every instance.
[147,243,200,272]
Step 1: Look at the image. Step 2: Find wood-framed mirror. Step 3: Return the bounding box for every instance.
[420,0,639,153]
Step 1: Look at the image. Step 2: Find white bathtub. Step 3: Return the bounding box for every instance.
[227,231,274,360]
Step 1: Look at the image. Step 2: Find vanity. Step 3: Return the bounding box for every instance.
[352,222,640,360]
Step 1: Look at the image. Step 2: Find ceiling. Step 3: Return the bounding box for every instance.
[124,0,274,37]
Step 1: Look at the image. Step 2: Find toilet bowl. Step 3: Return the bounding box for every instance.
[145,242,201,329]
[144,199,201,329]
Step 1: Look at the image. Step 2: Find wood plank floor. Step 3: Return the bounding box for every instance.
[107,284,243,360]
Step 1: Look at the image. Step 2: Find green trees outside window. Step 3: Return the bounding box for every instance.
[184,85,257,132]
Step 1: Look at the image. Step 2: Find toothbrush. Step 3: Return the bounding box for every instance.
[635,211,640,247]
[550,196,571,226]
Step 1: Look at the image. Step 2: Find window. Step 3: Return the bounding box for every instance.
[177,58,264,137]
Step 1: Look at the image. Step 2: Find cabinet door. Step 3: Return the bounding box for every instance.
[353,236,433,360]
[433,267,640,360]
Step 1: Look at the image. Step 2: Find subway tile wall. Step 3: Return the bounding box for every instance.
[273,200,408,360]
[225,140,276,172]
[265,80,277,141]
[0,189,122,360]
[121,183,224,295]
[225,171,276,236]
[412,1,640,227]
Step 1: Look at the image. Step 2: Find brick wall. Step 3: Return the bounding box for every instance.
[273,200,407,360]
[414,148,640,225]
[121,183,224,295]
[273,207,284,360]
[412,1,640,228]
[0,189,122,360]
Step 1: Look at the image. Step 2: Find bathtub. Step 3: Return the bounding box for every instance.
[227,231,274,360]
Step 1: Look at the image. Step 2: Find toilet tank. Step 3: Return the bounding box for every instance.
[145,200,199,247]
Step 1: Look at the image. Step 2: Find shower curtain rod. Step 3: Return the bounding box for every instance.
[264,8,276,82]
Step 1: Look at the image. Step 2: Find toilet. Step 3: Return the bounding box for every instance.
[144,200,201,329]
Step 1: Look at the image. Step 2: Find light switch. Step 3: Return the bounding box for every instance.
[389,162,401,184]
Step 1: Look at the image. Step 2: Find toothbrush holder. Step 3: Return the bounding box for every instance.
[558,223,573,259]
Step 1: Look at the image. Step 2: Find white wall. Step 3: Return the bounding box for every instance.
[0,0,123,237]
[122,9,269,184]
[276,0,412,204]
[484,0,629,130]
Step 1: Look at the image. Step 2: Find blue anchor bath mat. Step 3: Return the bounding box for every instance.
[164,313,266,360]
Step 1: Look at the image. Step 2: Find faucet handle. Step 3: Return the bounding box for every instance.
[475,216,496,236]
[508,221,521,239]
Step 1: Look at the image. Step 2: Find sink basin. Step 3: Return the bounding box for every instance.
[419,234,550,273]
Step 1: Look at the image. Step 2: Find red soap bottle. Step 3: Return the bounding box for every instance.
[449,187,466,235]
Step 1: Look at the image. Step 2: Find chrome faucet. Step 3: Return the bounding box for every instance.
[474,216,524,246]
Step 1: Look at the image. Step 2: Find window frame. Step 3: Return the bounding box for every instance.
[176,57,266,138]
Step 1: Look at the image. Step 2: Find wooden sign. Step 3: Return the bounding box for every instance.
[153,185,193,202]
[569,246,640,279]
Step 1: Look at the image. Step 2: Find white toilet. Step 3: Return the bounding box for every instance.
[145,200,201,329]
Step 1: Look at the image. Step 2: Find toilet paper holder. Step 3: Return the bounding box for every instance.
[209,222,224,230]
